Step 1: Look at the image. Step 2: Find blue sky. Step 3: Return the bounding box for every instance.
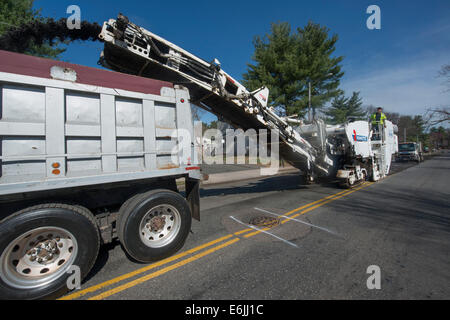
[34,0,450,123]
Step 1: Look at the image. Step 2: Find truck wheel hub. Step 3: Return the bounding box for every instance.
[148,216,166,233]
[0,227,78,289]
[140,205,182,249]
[27,239,60,265]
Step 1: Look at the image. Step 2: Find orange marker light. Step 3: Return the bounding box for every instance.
[52,163,61,169]
[52,169,61,175]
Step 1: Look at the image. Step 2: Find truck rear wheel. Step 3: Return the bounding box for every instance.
[118,190,192,263]
[0,204,100,300]
[299,174,315,186]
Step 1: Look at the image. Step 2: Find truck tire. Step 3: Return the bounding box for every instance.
[118,190,192,263]
[299,174,314,186]
[0,204,100,300]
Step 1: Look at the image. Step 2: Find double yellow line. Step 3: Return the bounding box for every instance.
[60,182,373,301]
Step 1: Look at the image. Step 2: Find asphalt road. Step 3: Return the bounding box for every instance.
[62,153,450,300]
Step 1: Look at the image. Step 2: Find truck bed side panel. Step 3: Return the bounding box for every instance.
[0,66,197,197]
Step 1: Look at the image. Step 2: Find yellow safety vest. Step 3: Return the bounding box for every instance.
[371,113,387,125]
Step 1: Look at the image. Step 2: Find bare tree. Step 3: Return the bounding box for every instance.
[439,64,450,92]
[424,107,450,128]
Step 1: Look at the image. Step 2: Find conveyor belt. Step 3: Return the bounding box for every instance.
[98,15,336,178]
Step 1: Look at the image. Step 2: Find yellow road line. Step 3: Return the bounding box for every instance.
[60,234,236,300]
[244,228,271,238]
[92,183,372,299]
[282,189,351,217]
[288,183,372,221]
[88,238,241,300]
[62,185,370,300]
[243,188,357,238]
[247,183,373,240]
[234,228,253,236]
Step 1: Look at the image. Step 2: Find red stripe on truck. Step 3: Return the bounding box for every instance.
[0,50,173,95]
[186,167,201,171]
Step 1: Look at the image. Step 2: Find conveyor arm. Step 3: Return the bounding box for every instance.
[98,14,333,176]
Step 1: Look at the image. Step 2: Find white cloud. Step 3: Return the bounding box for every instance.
[341,53,449,116]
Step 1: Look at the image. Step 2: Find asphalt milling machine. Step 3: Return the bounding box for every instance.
[98,14,398,188]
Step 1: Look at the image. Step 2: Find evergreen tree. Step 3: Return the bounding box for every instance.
[0,0,65,58]
[325,92,366,124]
[243,21,344,118]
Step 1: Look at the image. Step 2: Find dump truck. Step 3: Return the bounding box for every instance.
[0,50,201,299]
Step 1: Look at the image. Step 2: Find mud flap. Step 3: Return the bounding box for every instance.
[186,178,200,221]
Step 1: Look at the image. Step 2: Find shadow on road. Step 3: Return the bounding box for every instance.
[199,173,343,198]
[200,173,303,197]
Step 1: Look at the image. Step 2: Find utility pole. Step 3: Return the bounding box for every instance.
[308,81,312,123]
[404,128,407,143]
[308,73,333,122]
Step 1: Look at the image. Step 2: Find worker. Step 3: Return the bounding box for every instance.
[371,107,387,140]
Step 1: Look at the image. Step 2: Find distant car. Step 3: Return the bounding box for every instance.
[424,146,430,153]
[397,142,424,163]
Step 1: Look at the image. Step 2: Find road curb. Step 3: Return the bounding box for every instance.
[202,167,299,185]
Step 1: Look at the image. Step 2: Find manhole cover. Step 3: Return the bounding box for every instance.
[249,216,281,229]
[221,208,312,243]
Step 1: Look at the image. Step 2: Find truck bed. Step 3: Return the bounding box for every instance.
[0,50,200,197]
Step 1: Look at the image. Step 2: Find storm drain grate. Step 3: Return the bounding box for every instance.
[249,216,281,229]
